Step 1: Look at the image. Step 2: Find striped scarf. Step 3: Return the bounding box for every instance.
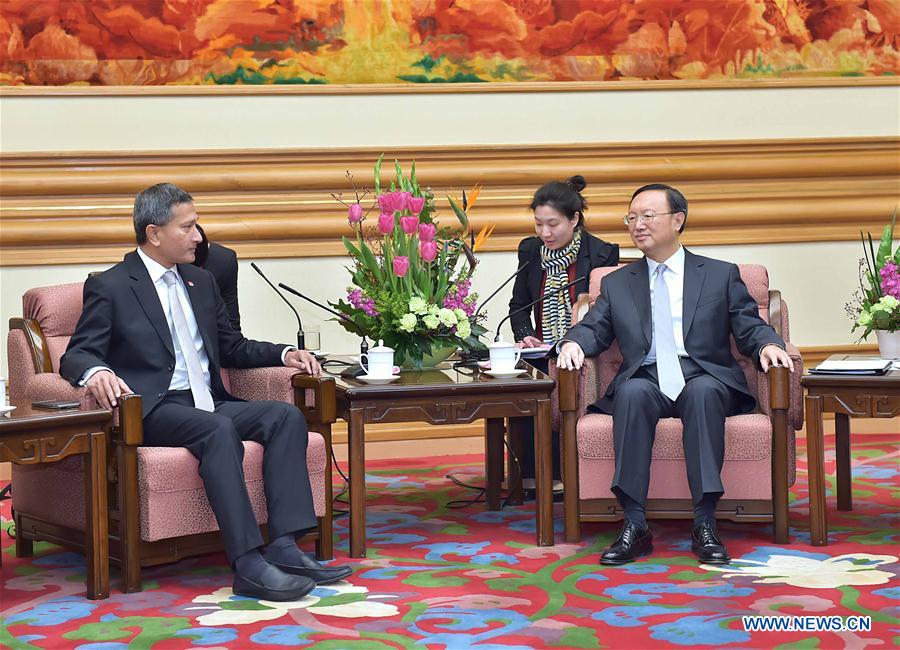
[540,229,581,344]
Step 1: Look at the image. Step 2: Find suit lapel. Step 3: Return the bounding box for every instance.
[574,233,591,296]
[629,259,652,345]
[126,252,175,357]
[682,249,706,338]
[178,265,217,364]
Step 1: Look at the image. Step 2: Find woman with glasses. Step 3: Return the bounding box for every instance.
[507,175,619,492]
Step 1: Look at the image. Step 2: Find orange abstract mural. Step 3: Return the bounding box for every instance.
[1,0,897,87]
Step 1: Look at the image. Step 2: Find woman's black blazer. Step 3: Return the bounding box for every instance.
[508,231,619,341]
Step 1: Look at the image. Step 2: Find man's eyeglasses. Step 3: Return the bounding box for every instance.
[623,211,676,226]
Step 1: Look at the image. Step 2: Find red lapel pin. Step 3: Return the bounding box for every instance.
[187,280,194,287]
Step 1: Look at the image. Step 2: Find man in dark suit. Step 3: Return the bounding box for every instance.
[60,183,351,601]
[557,184,794,565]
[194,224,242,333]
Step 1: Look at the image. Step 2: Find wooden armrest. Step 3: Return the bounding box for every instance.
[9,317,51,373]
[292,373,336,426]
[115,394,144,445]
[572,292,593,326]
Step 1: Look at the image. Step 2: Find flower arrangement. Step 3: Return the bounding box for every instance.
[331,156,489,368]
[847,210,900,339]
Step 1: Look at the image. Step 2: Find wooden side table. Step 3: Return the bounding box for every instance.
[801,369,900,546]
[0,404,112,599]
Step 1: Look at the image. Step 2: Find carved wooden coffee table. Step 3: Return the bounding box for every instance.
[802,368,900,546]
[0,404,112,599]
[332,363,556,558]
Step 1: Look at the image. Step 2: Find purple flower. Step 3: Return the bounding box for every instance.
[377,212,395,235]
[881,261,900,299]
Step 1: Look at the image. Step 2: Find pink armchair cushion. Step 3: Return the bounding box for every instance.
[7,329,35,402]
[11,433,327,540]
[576,414,776,501]
[23,283,85,373]
[23,282,85,337]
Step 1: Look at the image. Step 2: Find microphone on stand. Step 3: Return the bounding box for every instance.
[472,260,530,322]
[277,282,370,379]
[493,275,585,343]
[455,260,531,367]
[250,262,305,352]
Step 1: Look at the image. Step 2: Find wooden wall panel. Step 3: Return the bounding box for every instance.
[1,137,897,266]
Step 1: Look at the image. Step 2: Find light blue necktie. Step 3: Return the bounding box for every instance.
[652,264,685,400]
[163,271,215,412]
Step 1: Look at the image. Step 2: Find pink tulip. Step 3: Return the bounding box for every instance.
[347,203,364,224]
[378,193,393,213]
[419,240,438,262]
[394,191,411,213]
[393,256,410,277]
[400,215,419,235]
[409,196,425,215]
[418,223,436,242]
[377,212,395,235]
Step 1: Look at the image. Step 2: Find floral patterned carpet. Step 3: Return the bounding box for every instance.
[2,434,898,649]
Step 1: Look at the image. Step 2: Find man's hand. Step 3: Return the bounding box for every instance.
[760,344,795,373]
[284,349,321,376]
[556,341,585,371]
[86,369,133,409]
[516,336,545,349]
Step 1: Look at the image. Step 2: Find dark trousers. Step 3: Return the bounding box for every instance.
[603,358,740,506]
[143,391,317,563]
[517,357,560,481]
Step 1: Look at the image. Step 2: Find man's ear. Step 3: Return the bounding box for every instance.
[673,211,685,232]
[144,224,160,246]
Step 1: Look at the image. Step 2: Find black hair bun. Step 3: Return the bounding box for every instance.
[565,175,586,193]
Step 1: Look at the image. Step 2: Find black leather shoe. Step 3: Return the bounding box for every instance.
[599,522,653,565]
[233,565,316,601]
[271,552,353,585]
[691,522,731,564]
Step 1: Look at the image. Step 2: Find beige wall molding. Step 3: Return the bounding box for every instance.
[2,77,897,97]
[1,137,898,266]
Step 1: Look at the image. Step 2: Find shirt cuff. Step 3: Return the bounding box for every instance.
[758,343,785,360]
[79,366,111,386]
[281,346,296,365]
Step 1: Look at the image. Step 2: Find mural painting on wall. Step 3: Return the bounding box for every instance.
[0,0,897,87]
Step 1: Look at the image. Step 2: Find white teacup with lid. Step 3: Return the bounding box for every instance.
[488,338,522,373]
[360,340,395,378]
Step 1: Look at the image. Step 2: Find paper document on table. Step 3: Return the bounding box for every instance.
[809,355,892,375]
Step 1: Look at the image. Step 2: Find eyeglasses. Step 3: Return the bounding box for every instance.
[623,211,676,226]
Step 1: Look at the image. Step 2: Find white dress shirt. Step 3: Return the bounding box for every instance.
[137,247,212,390]
[646,246,688,358]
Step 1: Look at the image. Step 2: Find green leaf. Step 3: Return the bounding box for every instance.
[374,153,384,195]
[447,195,469,230]
[394,159,405,189]
[875,210,895,270]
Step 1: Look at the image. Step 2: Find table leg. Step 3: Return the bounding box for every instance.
[805,395,828,546]
[506,418,525,506]
[85,431,109,599]
[835,413,852,511]
[348,408,367,558]
[484,418,504,510]
[534,398,554,547]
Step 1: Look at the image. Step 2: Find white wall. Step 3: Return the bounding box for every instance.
[1,86,898,151]
[2,84,898,378]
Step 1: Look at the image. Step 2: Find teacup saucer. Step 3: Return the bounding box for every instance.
[483,368,528,379]
[0,405,16,416]
[357,374,401,385]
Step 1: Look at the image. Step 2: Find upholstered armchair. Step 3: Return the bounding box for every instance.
[555,264,803,544]
[7,281,337,593]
